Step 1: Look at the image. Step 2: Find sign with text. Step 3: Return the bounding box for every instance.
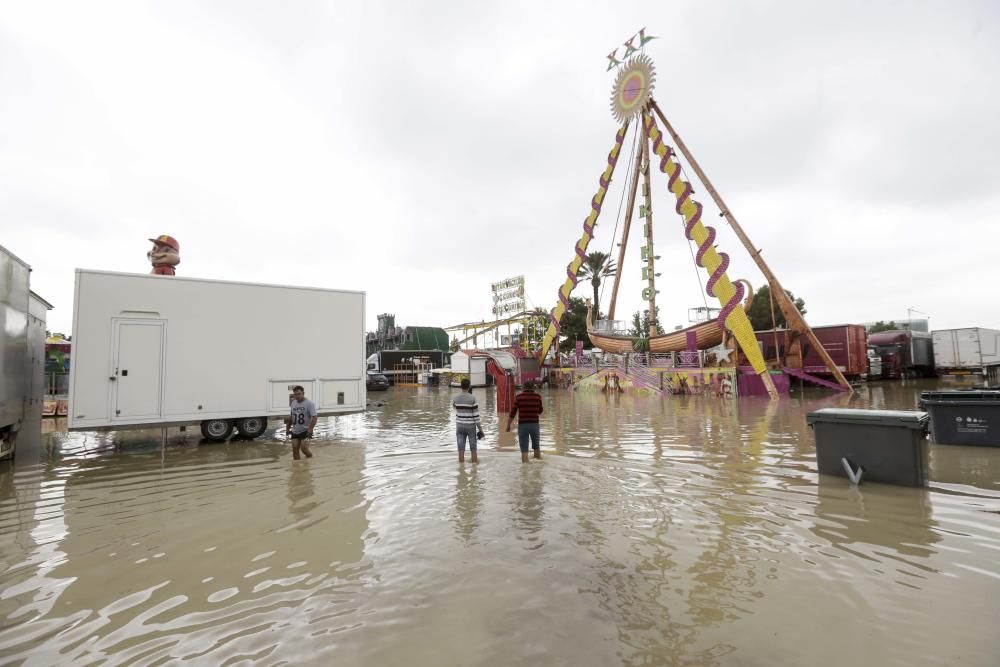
[491,275,525,316]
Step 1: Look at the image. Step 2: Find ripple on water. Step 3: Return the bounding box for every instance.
[0,381,998,665]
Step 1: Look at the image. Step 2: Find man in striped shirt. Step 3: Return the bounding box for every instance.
[453,378,482,463]
[506,380,544,463]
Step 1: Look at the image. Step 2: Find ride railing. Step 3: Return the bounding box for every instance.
[592,319,629,335]
[610,359,661,391]
[45,372,69,397]
[561,349,711,371]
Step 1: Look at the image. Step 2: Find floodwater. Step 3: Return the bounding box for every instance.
[1,381,998,666]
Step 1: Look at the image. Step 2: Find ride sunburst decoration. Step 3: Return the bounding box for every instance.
[610,54,655,124]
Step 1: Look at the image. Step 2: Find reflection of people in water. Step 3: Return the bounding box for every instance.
[287,463,318,526]
[452,465,485,543]
[511,465,545,539]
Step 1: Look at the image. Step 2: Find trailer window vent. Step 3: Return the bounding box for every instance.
[337,392,345,405]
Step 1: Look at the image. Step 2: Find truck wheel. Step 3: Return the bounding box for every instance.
[200,419,234,441]
[0,429,15,461]
[236,416,268,439]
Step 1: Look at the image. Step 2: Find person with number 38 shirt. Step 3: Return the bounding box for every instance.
[285,385,317,460]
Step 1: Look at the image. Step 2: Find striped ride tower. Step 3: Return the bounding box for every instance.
[538,121,630,363]
[643,111,777,398]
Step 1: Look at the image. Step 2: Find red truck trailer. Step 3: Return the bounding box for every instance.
[752,324,869,379]
[868,329,935,379]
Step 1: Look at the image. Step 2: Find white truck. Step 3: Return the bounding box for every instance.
[448,350,489,387]
[69,270,366,441]
[932,327,1000,386]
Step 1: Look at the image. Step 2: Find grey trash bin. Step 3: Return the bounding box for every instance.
[806,408,930,487]
[918,390,1000,446]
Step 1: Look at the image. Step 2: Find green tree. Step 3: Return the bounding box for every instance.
[577,251,617,323]
[868,320,899,333]
[520,307,551,351]
[748,285,807,331]
[558,297,593,352]
[450,335,460,352]
[629,307,661,338]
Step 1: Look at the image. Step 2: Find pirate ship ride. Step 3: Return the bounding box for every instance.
[534,31,851,399]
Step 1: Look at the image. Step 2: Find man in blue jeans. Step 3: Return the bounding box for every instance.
[453,378,483,463]
[506,381,543,463]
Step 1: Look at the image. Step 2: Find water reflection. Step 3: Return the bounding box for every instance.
[286,462,318,527]
[930,444,1000,489]
[1,380,999,665]
[510,465,545,544]
[812,481,940,561]
[452,465,485,544]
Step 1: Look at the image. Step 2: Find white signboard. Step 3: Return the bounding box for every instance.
[491,275,525,316]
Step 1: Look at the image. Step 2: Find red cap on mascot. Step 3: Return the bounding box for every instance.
[148,235,180,252]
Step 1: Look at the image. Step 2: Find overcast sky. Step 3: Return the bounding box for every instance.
[2,0,998,337]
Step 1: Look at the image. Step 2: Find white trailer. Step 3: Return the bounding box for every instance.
[69,270,365,441]
[932,327,1000,385]
[449,350,488,387]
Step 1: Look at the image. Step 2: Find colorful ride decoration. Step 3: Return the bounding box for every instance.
[45,334,71,373]
[643,111,772,390]
[148,235,180,276]
[610,55,655,124]
[660,368,736,397]
[537,122,630,363]
[575,369,646,394]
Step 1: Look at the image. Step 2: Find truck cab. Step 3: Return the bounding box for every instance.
[866,347,883,380]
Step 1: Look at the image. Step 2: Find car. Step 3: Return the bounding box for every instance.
[366,373,390,391]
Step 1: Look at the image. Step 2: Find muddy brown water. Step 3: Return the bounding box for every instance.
[1,380,998,666]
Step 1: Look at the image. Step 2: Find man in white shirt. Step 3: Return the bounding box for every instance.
[285,385,317,460]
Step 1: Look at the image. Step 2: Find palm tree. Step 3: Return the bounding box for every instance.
[577,251,617,324]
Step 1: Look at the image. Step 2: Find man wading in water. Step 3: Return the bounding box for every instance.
[453,378,483,463]
[506,380,543,463]
[285,385,317,460]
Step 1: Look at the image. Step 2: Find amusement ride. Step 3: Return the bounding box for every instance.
[535,30,851,400]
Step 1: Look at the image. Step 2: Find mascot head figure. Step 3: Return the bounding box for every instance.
[148,235,180,276]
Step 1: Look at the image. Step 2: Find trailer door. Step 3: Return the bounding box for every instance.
[111,319,165,420]
[957,328,981,368]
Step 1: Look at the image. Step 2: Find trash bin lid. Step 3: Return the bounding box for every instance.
[806,408,929,428]
[919,390,1000,405]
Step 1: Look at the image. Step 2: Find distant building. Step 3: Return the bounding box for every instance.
[864,318,928,333]
[366,313,450,357]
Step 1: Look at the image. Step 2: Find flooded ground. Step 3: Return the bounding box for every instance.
[1,380,998,666]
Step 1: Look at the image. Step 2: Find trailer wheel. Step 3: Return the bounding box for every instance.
[236,416,268,439]
[200,419,234,441]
